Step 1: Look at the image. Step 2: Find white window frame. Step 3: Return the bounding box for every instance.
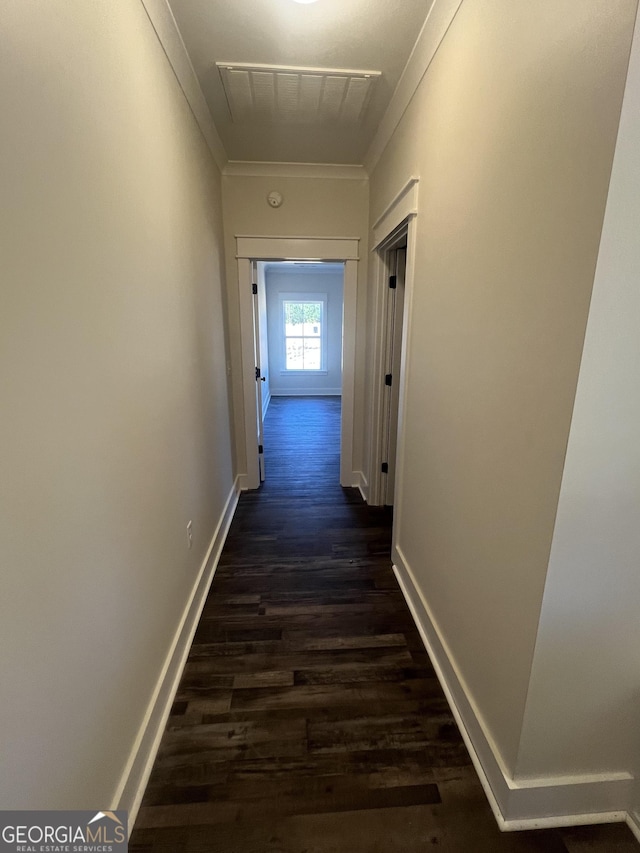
[280,292,328,375]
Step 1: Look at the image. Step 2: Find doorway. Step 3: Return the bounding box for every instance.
[252,260,345,483]
[380,241,407,506]
[235,236,360,491]
[367,177,419,508]
[263,261,345,398]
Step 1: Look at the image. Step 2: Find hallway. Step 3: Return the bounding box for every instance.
[129,398,636,852]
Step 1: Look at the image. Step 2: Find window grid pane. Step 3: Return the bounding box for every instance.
[283,301,323,370]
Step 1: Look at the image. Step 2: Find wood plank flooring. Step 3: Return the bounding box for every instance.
[130,396,637,852]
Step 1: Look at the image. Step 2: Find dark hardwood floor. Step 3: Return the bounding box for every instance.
[130,396,637,852]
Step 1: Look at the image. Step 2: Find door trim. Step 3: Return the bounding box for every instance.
[236,236,360,490]
[367,179,419,506]
[236,236,360,260]
[372,178,419,251]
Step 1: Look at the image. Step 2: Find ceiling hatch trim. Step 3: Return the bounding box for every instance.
[223,161,367,180]
[217,62,381,125]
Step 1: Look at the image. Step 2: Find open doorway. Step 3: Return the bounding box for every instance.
[253,261,345,482]
[367,225,409,508]
[262,261,345,400]
[379,241,407,506]
[367,177,419,508]
[235,235,360,491]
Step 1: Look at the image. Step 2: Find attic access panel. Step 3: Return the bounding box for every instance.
[217,62,381,124]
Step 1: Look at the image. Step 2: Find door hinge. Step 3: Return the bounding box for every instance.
[385,373,392,386]
[381,462,389,474]
[252,282,258,295]
[389,275,397,289]
[255,366,261,380]
[258,444,264,454]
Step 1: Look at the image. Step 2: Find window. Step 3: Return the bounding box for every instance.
[283,298,325,371]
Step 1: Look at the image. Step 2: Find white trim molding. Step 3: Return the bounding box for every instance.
[262,390,271,421]
[364,0,465,173]
[356,471,369,503]
[628,809,640,843]
[372,178,420,250]
[392,547,636,831]
[271,389,341,397]
[224,161,367,180]
[366,179,419,507]
[138,0,227,170]
[236,236,360,261]
[114,479,240,833]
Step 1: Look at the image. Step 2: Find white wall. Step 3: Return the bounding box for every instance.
[515,8,640,781]
[0,0,234,809]
[265,265,344,396]
[368,0,637,783]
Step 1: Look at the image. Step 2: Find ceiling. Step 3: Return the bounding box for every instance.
[166,0,435,165]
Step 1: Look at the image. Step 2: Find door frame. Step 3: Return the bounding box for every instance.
[250,260,266,482]
[380,244,407,507]
[236,235,360,490]
[367,178,419,507]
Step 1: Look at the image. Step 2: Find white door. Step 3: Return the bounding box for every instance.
[251,261,266,482]
[381,245,406,506]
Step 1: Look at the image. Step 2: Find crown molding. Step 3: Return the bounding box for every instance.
[217,60,382,78]
[224,161,368,180]
[372,177,419,249]
[138,0,228,171]
[364,0,465,174]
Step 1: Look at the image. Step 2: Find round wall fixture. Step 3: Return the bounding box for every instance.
[267,191,283,208]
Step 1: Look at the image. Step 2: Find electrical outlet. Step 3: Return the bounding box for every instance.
[186,520,193,550]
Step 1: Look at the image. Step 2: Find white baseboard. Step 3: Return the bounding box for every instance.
[628,809,640,843]
[392,547,634,831]
[113,479,240,834]
[355,471,369,502]
[262,391,271,420]
[270,390,342,397]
